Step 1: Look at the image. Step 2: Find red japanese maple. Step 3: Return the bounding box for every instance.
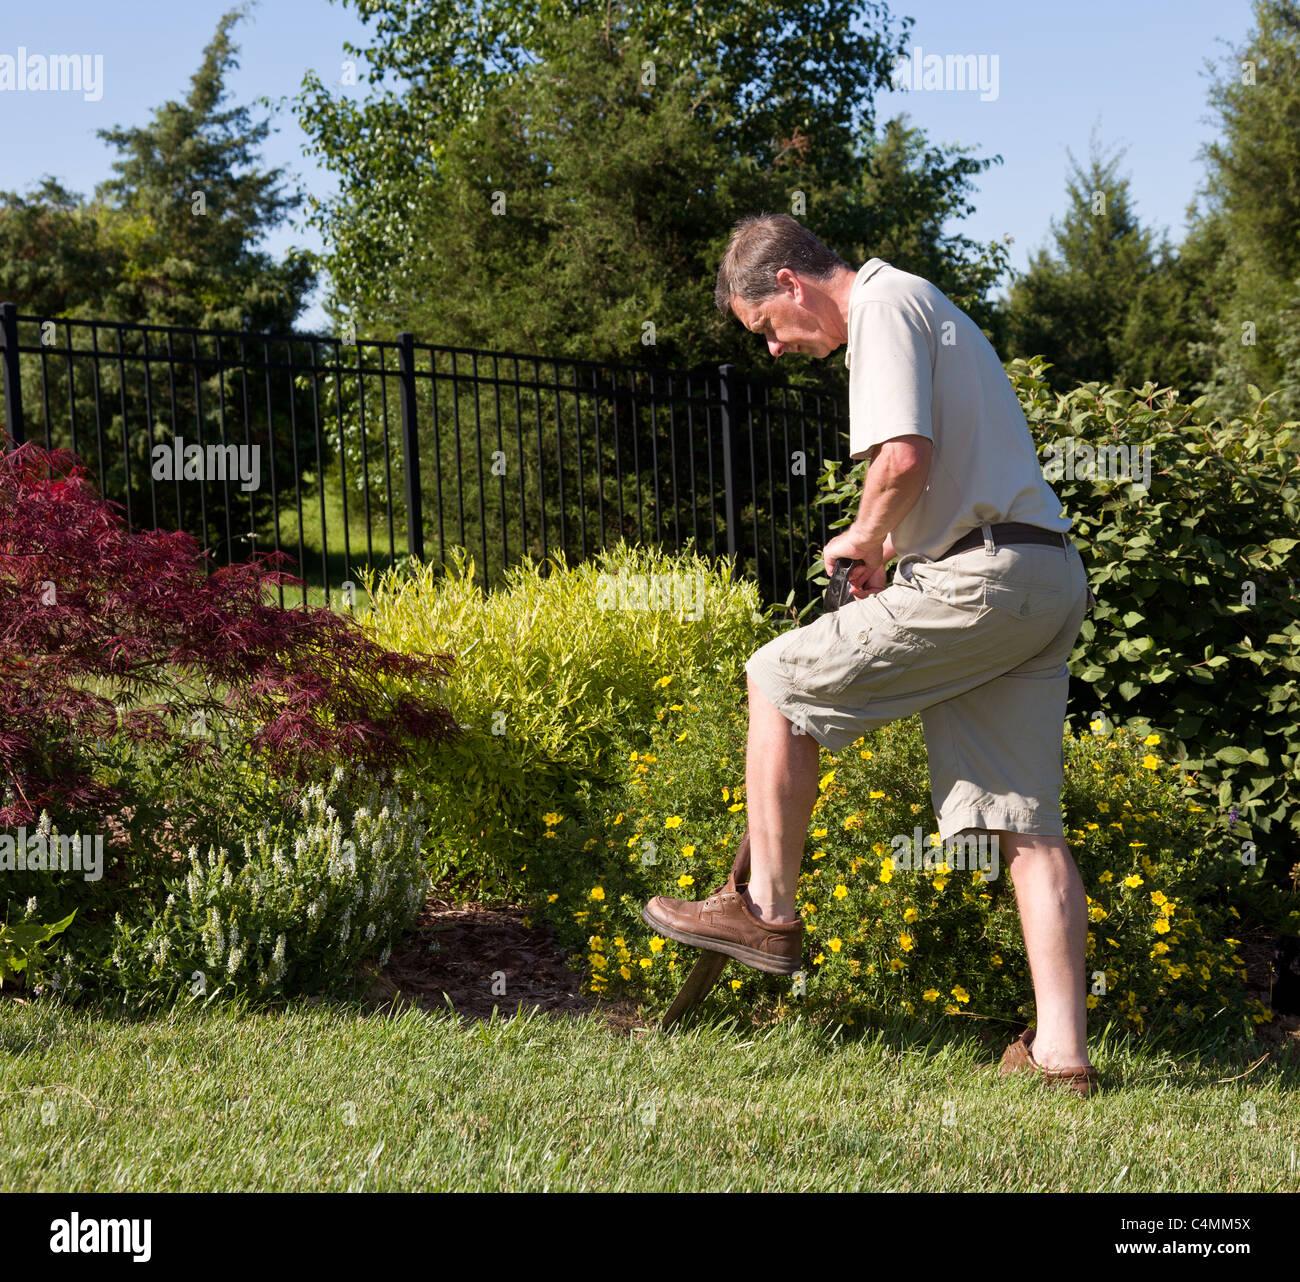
[0,439,457,828]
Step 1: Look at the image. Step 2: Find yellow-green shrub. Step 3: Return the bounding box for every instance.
[359,542,764,893]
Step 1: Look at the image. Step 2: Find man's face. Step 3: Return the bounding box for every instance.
[731,271,839,360]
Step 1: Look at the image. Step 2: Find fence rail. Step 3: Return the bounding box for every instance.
[0,302,854,610]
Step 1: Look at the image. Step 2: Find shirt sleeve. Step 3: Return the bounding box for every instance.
[847,299,935,461]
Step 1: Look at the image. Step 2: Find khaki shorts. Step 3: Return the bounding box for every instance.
[744,524,1092,840]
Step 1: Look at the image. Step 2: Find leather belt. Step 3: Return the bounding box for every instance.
[937,521,1069,561]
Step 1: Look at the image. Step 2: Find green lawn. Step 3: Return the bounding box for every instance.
[2,997,1296,1192]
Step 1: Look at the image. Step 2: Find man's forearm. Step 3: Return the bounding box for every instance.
[850,446,929,564]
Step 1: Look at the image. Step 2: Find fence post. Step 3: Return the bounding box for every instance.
[718,362,740,580]
[1,302,24,448]
[396,331,425,563]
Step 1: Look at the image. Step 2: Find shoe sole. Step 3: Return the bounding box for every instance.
[640,904,802,975]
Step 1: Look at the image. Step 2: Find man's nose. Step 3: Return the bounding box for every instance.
[768,337,784,357]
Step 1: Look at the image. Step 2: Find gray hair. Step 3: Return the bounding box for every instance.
[714,213,851,316]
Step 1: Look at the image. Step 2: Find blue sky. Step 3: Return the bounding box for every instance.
[0,0,1258,332]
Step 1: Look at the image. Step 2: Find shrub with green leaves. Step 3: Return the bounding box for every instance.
[359,541,763,895]
[812,357,1300,889]
[526,660,1292,1038]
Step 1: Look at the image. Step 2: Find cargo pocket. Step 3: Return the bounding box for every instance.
[810,617,929,698]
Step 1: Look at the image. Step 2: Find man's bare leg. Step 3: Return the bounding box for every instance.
[997,830,1093,1071]
[741,675,820,925]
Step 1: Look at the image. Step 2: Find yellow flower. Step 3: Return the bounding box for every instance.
[1123,874,1143,888]
[670,703,683,711]
[991,953,1003,966]
[1086,994,1100,1008]
[730,979,742,990]
[681,845,695,858]
[833,883,848,900]
[860,749,874,759]
[818,770,836,792]
[869,790,886,799]
[1160,901,1176,917]
[1154,917,1171,934]
[922,988,940,1002]
[589,886,605,901]
[813,952,825,965]
[547,893,558,903]
[655,675,674,688]
[812,828,828,838]
[1150,890,1167,906]
[728,802,745,812]
[888,958,903,971]
[677,874,694,888]
[951,985,970,1004]
[933,877,948,892]
[612,812,624,825]
[803,902,817,913]
[1097,870,1113,883]
[829,938,843,953]
[1128,842,1146,849]
[664,815,683,829]
[619,965,632,980]
[903,907,919,923]
[1141,754,1159,770]
[721,786,730,801]
[676,730,689,742]
[944,1004,960,1014]
[649,937,664,953]
[1144,734,1160,746]
[639,957,653,968]
[899,932,914,952]
[542,811,563,827]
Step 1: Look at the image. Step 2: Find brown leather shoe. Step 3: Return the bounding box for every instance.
[998,1027,1100,1098]
[641,846,803,975]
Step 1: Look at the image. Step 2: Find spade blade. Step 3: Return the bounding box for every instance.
[659,949,729,1030]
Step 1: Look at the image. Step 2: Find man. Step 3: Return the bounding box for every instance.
[642,213,1099,1096]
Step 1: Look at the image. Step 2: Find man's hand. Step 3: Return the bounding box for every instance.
[822,529,894,600]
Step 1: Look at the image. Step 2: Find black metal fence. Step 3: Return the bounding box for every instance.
[0,302,854,610]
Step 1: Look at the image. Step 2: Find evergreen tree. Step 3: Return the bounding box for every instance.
[1004,134,1161,392]
[0,9,313,330]
[1192,0,1300,416]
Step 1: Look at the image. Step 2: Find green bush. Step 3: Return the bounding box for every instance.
[358,540,766,895]
[812,357,1300,890]
[526,657,1293,1038]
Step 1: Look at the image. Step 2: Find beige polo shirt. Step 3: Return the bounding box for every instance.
[843,258,1072,562]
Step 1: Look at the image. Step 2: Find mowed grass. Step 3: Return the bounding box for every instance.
[2,998,1297,1192]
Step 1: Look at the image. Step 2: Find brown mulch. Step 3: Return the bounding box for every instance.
[357,894,650,1035]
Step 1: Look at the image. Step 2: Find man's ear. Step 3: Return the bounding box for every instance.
[774,266,802,302]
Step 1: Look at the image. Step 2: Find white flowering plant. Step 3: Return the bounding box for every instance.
[107,767,428,1000]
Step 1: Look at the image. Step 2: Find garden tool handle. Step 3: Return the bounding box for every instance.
[825,557,864,613]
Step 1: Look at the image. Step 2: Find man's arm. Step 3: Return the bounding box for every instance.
[823,435,931,589]
[852,436,931,553]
